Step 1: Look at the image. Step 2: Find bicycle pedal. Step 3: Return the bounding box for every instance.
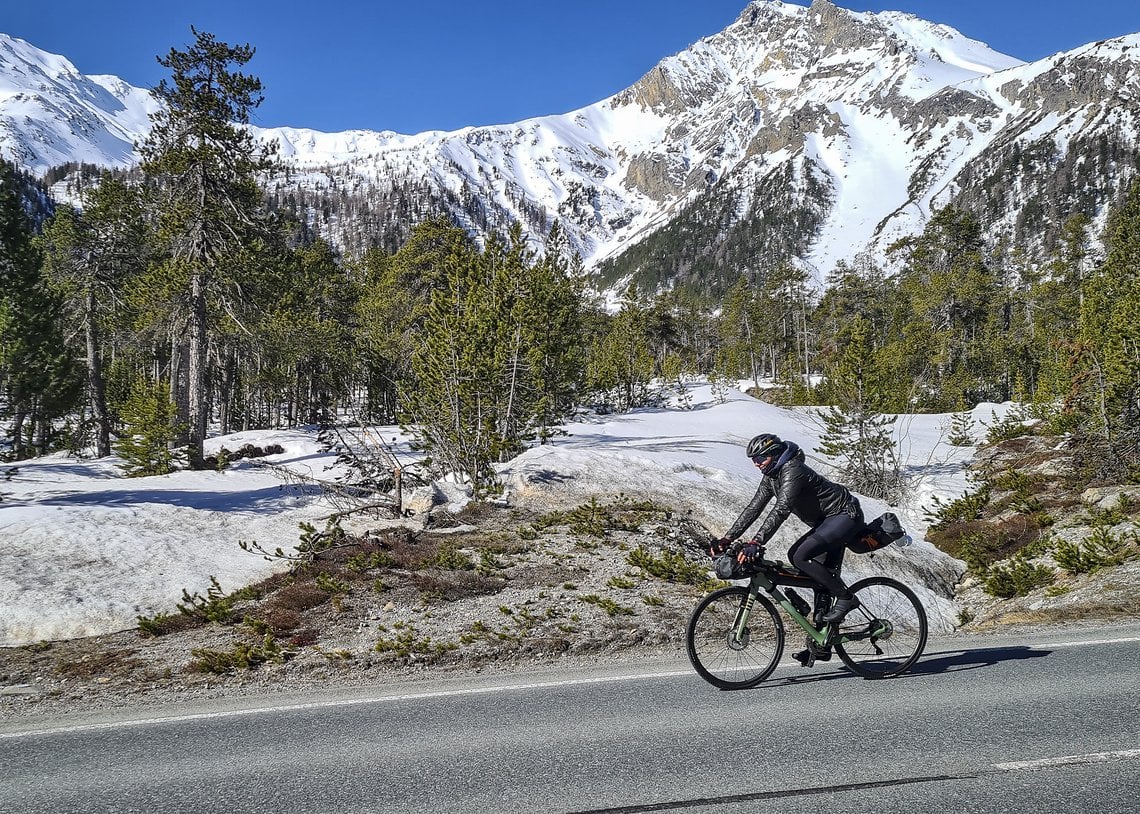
[793,648,816,668]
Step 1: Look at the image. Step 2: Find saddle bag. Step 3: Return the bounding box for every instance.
[848,511,910,554]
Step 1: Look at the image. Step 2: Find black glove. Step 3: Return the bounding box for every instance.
[709,537,733,557]
[736,541,763,564]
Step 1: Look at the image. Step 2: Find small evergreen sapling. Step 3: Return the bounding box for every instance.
[113,379,185,476]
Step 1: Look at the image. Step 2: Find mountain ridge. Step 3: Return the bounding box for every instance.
[2,0,1138,291]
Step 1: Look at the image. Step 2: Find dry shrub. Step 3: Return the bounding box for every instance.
[258,607,302,634]
[928,515,1043,571]
[467,533,536,556]
[137,611,204,637]
[407,571,507,602]
[925,519,991,556]
[994,436,1037,454]
[994,514,1045,552]
[57,650,140,679]
[456,501,496,522]
[377,533,456,570]
[363,528,427,568]
[243,570,293,596]
[270,583,330,612]
[287,629,319,647]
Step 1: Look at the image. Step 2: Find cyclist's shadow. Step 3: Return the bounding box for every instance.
[766,645,1051,687]
[904,645,1052,676]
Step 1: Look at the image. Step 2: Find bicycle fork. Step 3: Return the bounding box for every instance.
[729,590,757,648]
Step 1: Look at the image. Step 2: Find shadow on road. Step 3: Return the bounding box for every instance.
[906,645,1052,675]
[715,645,1054,690]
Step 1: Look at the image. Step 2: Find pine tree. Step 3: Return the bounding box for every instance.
[139,28,277,467]
[520,223,585,442]
[402,236,506,494]
[114,378,184,476]
[250,239,357,427]
[586,294,654,413]
[947,411,975,447]
[356,219,470,423]
[1032,214,1092,414]
[1073,180,1140,476]
[816,315,903,502]
[38,175,147,457]
[885,206,1005,409]
[0,159,82,459]
[716,276,765,391]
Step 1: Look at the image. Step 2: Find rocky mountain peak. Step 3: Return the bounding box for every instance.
[1,8,1138,295]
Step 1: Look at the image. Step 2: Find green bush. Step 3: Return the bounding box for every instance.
[926,485,991,528]
[177,576,258,624]
[984,557,1055,598]
[627,546,710,586]
[984,406,1031,444]
[347,550,395,572]
[579,594,634,616]
[534,496,667,538]
[947,412,975,447]
[430,543,475,570]
[137,611,198,637]
[190,635,292,673]
[374,626,457,658]
[607,574,639,589]
[1054,529,1138,574]
[315,571,352,594]
[113,378,185,476]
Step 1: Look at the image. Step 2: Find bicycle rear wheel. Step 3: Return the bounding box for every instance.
[834,577,927,679]
[686,586,784,689]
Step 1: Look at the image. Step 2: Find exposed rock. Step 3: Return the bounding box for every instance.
[1081,485,1140,512]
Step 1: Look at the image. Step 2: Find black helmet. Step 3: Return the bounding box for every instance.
[746,433,784,461]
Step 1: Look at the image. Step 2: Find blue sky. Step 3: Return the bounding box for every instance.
[6,1,1138,134]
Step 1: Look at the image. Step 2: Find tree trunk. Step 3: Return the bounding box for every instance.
[170,326,189,447]
[187,271,208,468]
[84,290,112,458]
[11,409,27,460]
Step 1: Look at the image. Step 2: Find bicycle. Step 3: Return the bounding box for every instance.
[686,543,928,689]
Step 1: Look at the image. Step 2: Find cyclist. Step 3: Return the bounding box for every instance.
[709,432,864,665]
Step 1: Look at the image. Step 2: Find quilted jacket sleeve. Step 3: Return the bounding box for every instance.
[723,479,774,541]
[750,460,808,545]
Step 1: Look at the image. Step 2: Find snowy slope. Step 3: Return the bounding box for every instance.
[0,382,1014,646]
[0,33,159,170]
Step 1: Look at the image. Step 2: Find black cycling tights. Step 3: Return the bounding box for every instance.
[788,513,861,599]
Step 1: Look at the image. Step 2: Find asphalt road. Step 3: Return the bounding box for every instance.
[3,626,1138,814]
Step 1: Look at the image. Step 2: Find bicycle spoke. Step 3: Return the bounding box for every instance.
[834,577,927,679]
[686,587,784,689]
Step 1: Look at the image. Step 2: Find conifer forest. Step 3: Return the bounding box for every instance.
[2,31,1140,494]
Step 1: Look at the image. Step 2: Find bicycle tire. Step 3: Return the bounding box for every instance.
[686,586,784,689]
[834,576,927,679]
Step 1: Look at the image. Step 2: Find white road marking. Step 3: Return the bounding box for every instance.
[1049,636,1140,648]
[994,749,1140,771]
[4,632,1137,740]
[0,669,693,739]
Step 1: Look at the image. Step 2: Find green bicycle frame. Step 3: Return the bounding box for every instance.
[730,571,834,647]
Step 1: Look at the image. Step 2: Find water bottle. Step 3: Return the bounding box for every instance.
[786,588,810,616]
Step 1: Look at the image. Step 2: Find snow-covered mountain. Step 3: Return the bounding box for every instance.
[2,0,1139,290]
[0,32,159,171]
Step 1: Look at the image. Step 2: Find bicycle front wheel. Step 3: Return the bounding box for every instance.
[686,586,784,689]
[834,577,927,679]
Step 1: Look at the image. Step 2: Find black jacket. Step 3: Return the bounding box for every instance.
[724,443,858,543]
